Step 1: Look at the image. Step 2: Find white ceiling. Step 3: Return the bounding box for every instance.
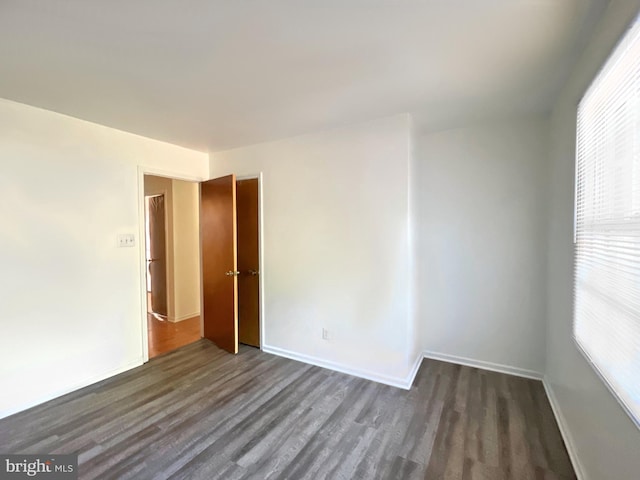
[0,0,608,152]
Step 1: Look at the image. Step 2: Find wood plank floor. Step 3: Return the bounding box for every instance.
[0,340,575,480]
[147,314,201,358]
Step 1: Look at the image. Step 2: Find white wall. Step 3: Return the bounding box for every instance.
[171,179,201,321]
[546,2,640,479]
[414,117,549,377]
[0,98,208,418]
[210,114,416,385]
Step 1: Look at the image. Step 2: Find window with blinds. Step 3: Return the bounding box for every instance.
[574,15,640,428]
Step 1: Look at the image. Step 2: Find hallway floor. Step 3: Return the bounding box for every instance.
[147,314,200,358]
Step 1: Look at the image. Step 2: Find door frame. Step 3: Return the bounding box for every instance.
[137,166,206,362]
[236,173,265,351]
[137,167,266,362]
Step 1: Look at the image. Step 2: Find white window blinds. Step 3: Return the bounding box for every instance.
[575,16,640,428]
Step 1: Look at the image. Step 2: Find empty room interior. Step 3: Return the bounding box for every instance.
[1,1,639,479]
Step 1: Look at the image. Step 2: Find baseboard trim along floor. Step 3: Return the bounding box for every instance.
[543,378,586,480]
[262,344,422,390]
[422,350,544,381]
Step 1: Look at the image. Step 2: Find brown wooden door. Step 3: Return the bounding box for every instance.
[148,195,168,316]
[237,178,260,347]
[200,174,238,354]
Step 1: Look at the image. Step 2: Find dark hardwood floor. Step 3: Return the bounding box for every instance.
[0,340,575,479]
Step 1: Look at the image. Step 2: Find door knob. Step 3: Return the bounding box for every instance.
[225,271,240,276]
[248,269,259,276]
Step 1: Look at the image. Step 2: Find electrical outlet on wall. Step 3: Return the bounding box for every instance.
[117,234,136,247]
[322,328,330,341]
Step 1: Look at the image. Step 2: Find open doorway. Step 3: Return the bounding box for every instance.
[140,170,263,361]
[145,194,167,319]
[144,175,201,358]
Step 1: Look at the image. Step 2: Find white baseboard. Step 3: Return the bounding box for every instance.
[262,344,421,390]
[0,359,143,420]
[422,350,543,380]
[169,312,200,323]
[542,378,586,480]
[405,351,424,389]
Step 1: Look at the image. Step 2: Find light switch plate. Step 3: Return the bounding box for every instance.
[117,234,136,247]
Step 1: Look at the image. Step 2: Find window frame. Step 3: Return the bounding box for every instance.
[572,13,640,430]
